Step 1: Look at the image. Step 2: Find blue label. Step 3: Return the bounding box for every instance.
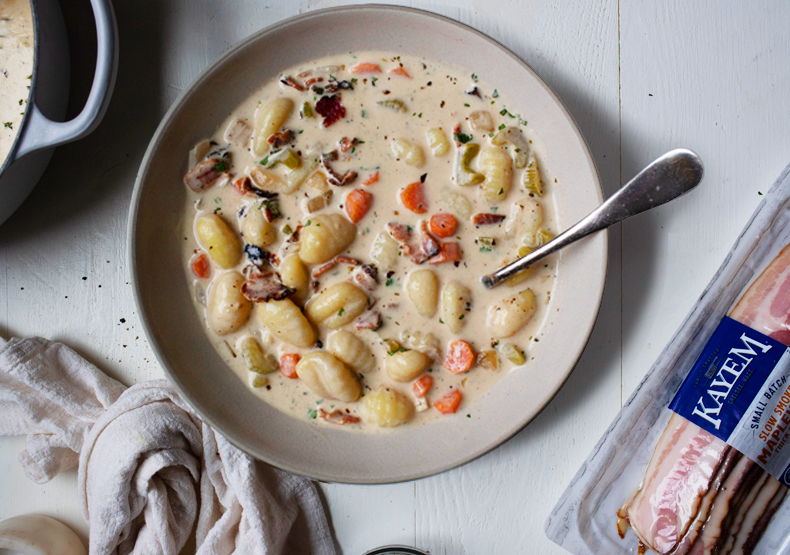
[670,317,787,441]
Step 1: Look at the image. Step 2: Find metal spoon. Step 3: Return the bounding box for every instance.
[481,148,704,289]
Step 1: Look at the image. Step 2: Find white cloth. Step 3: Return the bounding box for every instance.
[0,336,335,555]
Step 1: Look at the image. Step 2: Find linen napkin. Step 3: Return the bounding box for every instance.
[0,335,335,555]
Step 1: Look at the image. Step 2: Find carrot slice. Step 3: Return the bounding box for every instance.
[280,354,301,379]
[190,252,211,278]
[401,182,428,214]
[444,340,475,374]
[345,189,373,223]
[412,375,434,398]
[429,242,462,264]
[429,213,457,238]
[389,66,411,78]
[434,389,462,414]
[362,171,379,186]
[349,62,382,74]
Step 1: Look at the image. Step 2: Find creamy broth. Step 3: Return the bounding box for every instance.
[180,52,558,432]
[0,0,33,165]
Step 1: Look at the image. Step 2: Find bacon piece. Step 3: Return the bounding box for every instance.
[267,129,295,149]
[410,221,441,264]
[279,75,305,91]
[233,176,253,195]
[320,152,357,186]
[242,270,295,302]
[312,260,337,278]
[315,95,346,127]
[262,199,281,222]
[304,77,323,86]
[338,137,359,152]
[224,118,252,148]
[349,264,378,292]
[354,310,382,331]
[324,80,354,93]
[317,408,360,425]
[335,256,359,266]
[184,158,222,192]
[472,213,506,225]
[387,222,412,248]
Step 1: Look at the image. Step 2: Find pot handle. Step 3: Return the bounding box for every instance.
[14,0,118,160]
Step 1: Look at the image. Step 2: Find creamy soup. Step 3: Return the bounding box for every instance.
[0,0,33,165]
[181,52,558,432]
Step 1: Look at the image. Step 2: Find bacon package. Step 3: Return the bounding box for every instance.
[546,164,790,555]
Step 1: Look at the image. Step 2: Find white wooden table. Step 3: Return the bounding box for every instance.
[2,1,789,553]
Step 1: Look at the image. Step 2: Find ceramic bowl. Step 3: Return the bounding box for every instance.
[129,5,606,483]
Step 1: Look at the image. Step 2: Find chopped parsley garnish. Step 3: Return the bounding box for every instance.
[492,89,499,98]
[214,160,228,172]
[498,123,505,130]
[305,220,312,226]
[498,188,504,195]
[282,224,293,234]
[387,346,408,356]
[265,200,281,219]
[464,103,470,107]
[453,132,473,144]
[3,122,12,129]
[308,409,317,419]
[18,99,23,105]
[371,77,378,85]
[385,278,394,286]
[314,87,324,94]
[499,108,508,116]
[479,246,492,252]
[361,109,368,118]
[439,318,444,324]
[337,307,345,317]
[214,196,221,204]
[351,78,358,84]
[459,314,465,320]
[471,73,478,82]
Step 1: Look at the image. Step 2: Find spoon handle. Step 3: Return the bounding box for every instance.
[481,148,704,289]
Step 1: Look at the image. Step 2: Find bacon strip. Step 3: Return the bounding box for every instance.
[354,310,382,331]
[349,264,378,292]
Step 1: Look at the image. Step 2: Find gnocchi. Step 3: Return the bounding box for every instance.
[479,146,514,202]
[256,298,315,347]
[406,269,439,317]
[252,98,294,157]
[486,289,537,338]
[385,349,431,382]
[296,352,361,402]
[208,271,251,335]
[279,254,310,305]
[370,231,400,272]
[298,214,356,264]
[196,214,242,269]
[306,282,368,329]
[363,389,415,427]
[425,127,450,157]
[391,138,425,167]
[327,330,376,374]
[441,281,472,334]
[241,204,276,247]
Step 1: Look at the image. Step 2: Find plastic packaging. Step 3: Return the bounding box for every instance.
[546,163,790,555]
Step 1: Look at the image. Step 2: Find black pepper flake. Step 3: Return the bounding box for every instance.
[82,277,87,281]
[420,173,427,183]
[120,318,126,323]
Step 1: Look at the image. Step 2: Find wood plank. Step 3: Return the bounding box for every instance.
[620,1,790,398]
